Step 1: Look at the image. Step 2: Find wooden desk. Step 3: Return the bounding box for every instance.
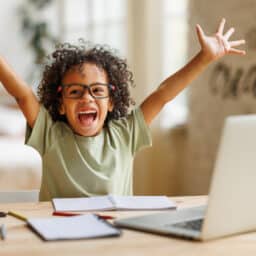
[0,196,255,256]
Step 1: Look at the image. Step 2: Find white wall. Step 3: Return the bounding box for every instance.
[181,0,256,195]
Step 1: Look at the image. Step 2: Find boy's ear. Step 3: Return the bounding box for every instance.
[59,101,65,115]
[108,99,114,112]
[58,86,65,115]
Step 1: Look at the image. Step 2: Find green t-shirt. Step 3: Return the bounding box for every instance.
[25,106,152,201]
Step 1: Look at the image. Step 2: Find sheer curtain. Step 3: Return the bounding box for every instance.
[161,0,188,129]
[127,0,188,128]
[59,0,127,56]
[127,0,189,195]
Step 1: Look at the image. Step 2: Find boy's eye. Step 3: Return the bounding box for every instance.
[91,86,107,95]
[66,86,83,96]
[92,87,104,93]
[70,89,81,95]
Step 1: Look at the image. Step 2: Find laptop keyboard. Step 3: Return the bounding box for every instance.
[171,218,203,231]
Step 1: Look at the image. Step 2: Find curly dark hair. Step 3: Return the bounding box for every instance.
[37,40,135,124]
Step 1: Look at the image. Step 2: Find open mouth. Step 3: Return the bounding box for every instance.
[77,110,97,126]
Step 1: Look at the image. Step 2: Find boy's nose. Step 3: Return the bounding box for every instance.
[81,88,94,101]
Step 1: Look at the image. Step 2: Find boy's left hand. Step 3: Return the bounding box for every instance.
[196,18,246,62]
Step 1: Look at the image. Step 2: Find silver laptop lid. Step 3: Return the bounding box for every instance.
[201,114,256,240]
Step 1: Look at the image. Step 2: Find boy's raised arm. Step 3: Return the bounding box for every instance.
[140,18,246,126]
[0,56,40,128]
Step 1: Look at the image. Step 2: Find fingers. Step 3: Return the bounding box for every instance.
[229,39,246,47]
[196,24,205,44]
[217,18,226,35]
[228,48,246,55]
[224,27,235,40]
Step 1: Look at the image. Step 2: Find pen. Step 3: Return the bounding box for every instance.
[8,211,27,222]
[52,211,115,220]
[0,224,6,240]
[53,211,81,217]
[96,214,115,220]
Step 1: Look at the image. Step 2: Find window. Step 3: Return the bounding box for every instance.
[61,0,127,56]
[160,0,188,128]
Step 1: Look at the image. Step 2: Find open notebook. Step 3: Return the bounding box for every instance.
[52,195,176,212]
[27,214,121,241]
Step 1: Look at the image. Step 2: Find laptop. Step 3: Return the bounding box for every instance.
[114,114,256,241]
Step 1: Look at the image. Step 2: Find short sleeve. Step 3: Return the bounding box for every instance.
[110,107,152,155]
[130,107,152,153]
[25,105,54,156]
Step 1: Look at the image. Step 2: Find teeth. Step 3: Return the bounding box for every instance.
[79,111,96,114]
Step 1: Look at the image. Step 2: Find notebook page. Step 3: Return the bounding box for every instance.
[52,196,114,211]
[109,195,176,210]
[27,214,121,241]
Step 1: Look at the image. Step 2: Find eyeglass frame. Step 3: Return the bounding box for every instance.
[58,82,115,99]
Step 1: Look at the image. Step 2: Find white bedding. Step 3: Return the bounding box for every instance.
[0,88,42,190]
[0,137,41,190]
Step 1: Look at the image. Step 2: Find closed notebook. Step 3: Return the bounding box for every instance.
[27,214,121,241]
[52,195,176,212]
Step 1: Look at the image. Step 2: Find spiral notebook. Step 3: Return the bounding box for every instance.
[27,214,121,241]
[52,195,176,212]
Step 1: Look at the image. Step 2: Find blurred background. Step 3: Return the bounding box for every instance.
[0,0,255,196]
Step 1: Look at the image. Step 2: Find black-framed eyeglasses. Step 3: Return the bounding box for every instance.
[59,83,115,99]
